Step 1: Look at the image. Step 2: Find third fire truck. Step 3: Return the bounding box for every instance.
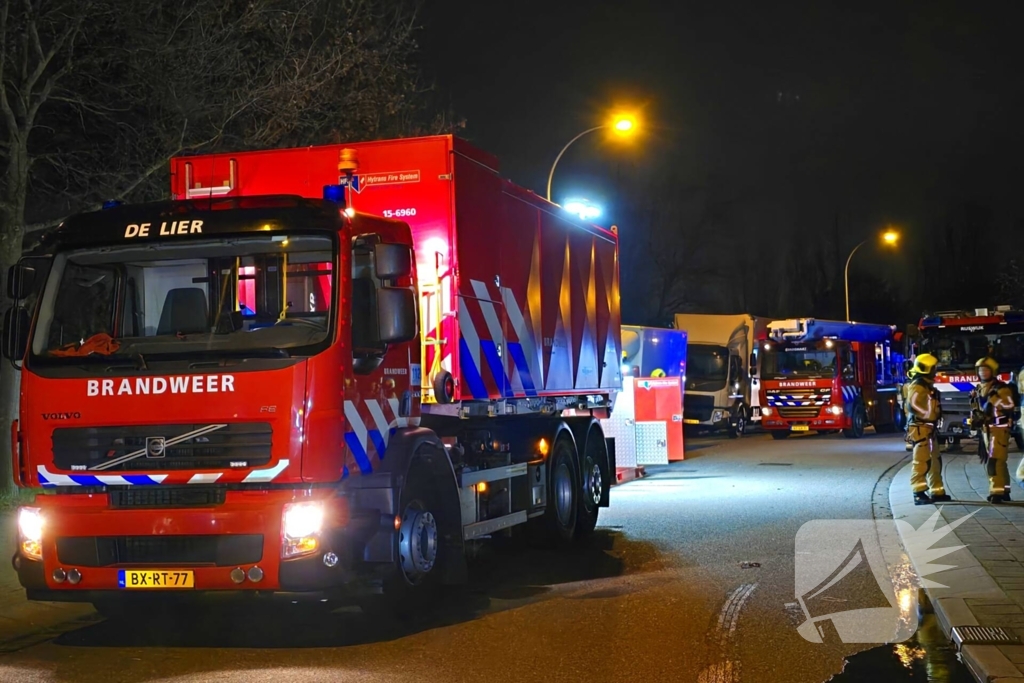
[911,307,1024,448]
[759,318,904,438]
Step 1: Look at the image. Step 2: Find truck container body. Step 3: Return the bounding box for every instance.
[6,136,621,608]
[672,313,766,436]
[911,307,1024,447]
[758,318,904,438]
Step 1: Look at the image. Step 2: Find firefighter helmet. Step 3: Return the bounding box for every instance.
[976,357,999,374]
[908,353,939,378]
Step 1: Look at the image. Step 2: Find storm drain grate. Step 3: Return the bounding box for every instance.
[951,625,1019,647]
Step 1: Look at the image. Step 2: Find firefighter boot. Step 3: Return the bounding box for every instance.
[914,491,933,505]
[987,426,1011,500]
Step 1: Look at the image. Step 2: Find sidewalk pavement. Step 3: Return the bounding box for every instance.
[0,508,96,651]
[891,449,1024,682]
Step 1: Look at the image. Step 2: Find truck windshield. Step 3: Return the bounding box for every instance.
[762,348,837,379]
[30,234,334,362]
[686,344,729,391]
[919,329,1024,372]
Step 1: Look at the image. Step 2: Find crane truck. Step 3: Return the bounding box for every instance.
[3,135,622,612]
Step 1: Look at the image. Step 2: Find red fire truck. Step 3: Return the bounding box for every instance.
[758,318,904,438]
[3,136,622,611]
[910,307,1024,449]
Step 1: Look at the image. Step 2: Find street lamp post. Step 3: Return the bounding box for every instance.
[546,116,636,203]
[844,229,900,321]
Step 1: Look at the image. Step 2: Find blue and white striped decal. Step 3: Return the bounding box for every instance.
[36,459,290,488]
[840,386,862,403]
[935,382,976,393]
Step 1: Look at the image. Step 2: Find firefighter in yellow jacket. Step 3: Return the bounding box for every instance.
[971,357,1016,503]
[906,354,950,504]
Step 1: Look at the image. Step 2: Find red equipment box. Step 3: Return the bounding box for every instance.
[170,136,622,406]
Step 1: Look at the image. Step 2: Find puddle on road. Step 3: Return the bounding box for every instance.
[828,615,973,682]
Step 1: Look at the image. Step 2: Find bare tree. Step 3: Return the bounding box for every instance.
[0,0,441,494]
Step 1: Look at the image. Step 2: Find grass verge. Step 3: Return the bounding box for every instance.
[0,488,40,511]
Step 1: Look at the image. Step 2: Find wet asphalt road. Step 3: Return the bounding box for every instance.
[0,431,936,683]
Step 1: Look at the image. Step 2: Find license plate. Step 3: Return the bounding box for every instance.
[791,425,810,432]
[118,570,194,589]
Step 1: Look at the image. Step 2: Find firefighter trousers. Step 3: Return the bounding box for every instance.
[908,423,944,495]
[984,426,1011,496]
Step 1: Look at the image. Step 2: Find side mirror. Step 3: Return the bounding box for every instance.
[2,307,30,362]
[377,287,416,343]
[6,263,38,300]
[374,243,413,279]
[905,323,919,339]
[748,352,757,377]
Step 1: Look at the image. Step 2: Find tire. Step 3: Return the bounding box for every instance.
[875,403,900,434]
[770,430,789,440]
[893,404,906,431]
[843,402,867,439]
[373,459,448,613]
[544,436,579,544]
[576,425,608,538]
[728,406,748,439]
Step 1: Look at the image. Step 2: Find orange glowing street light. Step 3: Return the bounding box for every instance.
[845,226,902,321]
[546,112,639,202]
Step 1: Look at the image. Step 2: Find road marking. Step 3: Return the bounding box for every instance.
[699,582,757,683]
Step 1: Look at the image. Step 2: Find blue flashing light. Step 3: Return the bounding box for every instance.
[102,199,123,210]
[323,185,345,204]
[921,316,942,326]
[1005,312,1024,323]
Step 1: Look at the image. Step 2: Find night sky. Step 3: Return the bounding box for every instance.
[420,1,1024,323]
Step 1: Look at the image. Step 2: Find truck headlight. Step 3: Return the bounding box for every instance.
[281,501,323,559]
[829,405,843,416]
[762,407,773,417]
[18,507,43,561]
[712,410,724,423]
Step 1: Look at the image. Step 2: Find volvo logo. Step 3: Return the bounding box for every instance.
[145,436,166,459]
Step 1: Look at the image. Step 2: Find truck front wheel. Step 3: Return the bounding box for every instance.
[728,406,749,439]
[843,402,867,439]
[375,461,448,612]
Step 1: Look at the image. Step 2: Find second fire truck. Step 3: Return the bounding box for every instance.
[759,318,904,438]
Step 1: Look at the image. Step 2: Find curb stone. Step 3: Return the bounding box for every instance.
[890,460,1024,682]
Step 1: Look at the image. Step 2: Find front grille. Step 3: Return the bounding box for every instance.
[52,423,272,472]
[778,407,821,419]
[110,487,226,509]
[684,394,715,422]
[56,534,263,567]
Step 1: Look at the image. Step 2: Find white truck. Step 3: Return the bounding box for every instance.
[673,313,768,437]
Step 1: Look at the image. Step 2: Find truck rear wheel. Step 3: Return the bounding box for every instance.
[544,436,579,543]
[576,425,608,538]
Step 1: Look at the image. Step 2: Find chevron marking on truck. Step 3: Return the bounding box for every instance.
[36,459,291,487]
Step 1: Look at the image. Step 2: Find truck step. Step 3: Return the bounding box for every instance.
[463,510,528,540]
[459,462,527,488]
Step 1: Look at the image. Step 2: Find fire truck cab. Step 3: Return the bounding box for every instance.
[759,318,904,439]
